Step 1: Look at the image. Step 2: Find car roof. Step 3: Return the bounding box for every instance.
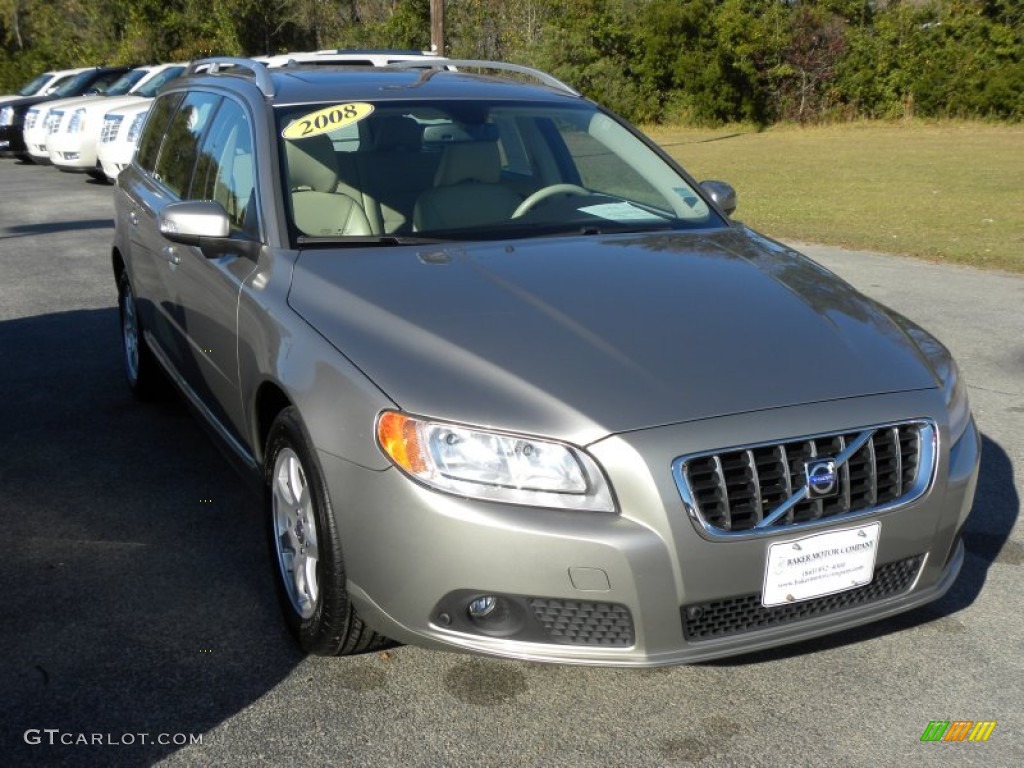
[177,58,585,108]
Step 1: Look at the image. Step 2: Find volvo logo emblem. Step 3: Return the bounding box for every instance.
[805,458,839,498]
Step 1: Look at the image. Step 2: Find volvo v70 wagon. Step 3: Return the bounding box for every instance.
[111,57,979,666]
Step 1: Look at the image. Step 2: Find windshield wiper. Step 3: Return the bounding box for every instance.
[296,234,443,247]
[556,221,678,236]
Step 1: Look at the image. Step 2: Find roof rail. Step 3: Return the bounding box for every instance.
[388,59,579,97]
[188,57,274,98]
[314,49,436,56]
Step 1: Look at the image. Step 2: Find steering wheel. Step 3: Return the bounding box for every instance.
[512,184,590,219]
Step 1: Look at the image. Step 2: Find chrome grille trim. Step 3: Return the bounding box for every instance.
[47,110,64,134]
[672,420,936,539]
[100,115,123,143]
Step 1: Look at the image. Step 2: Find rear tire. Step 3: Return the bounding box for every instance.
[265,407,389,656]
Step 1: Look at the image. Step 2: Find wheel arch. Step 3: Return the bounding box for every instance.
[253,380,294,466]
[112,246,125,281]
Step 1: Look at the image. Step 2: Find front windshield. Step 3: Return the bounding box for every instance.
[41,73,76,94]
[52,71,96,97]
[276,100,722,244]
[18,73,51,97]
[104,69,149,96]
[134,66,185,98]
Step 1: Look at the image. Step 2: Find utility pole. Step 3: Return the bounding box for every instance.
[430,0,445,56]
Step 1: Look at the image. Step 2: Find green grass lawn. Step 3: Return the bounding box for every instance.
[643,121,1024,273]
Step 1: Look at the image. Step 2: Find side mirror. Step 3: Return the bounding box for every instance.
[700,180,737,217]
[159,201,258,258]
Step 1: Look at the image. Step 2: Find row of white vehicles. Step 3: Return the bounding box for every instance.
[2,51,446,183]
[3,62,186,181]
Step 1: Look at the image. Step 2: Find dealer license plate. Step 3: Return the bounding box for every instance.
[762,522,881,608]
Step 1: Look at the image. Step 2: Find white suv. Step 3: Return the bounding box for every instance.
[0,67,92,107]
[49,63,186,179]
[97,100,152,182]
[23,66,161,165]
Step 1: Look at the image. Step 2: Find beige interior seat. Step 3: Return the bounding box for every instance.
[355,116,438,234]
[285,134,371,237]
[412,140,522,231]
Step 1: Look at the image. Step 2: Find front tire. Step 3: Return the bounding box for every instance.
[265,407,388,656]
[117,269,167,400]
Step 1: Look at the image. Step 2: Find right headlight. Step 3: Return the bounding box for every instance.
[377,411,616,513]
[0,106,12,127]
[904,325,972,442]
[126,111,148,143]
[68,107,86,134]
[938,355,971,443]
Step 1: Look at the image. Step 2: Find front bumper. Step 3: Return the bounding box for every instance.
[23,126,51,162]
[0,124,25,156]
[325,391,979,666]
[49,132,97,170]
[97,141,134,181]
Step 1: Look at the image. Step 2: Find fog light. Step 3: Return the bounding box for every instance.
[62,152,80,161]
[464,594,524,637]
[468,596,498,618]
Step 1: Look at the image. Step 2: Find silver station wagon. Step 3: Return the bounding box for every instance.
[112,57,980,666]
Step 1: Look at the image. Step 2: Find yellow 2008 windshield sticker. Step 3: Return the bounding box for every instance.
[281,103,374,140]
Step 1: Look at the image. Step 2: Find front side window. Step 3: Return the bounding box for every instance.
[192,99,257,235]
[152,91,222,199]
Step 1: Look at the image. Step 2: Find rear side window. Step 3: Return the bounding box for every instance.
[152,92,222,199]
[135,92,184,172]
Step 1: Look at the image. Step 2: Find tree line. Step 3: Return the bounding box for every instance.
[1,0,1020,124]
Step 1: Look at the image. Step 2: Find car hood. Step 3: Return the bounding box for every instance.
[288,229,937,445]
[103,100,150,120]
[92,94,149,115]
[26,95,87,113]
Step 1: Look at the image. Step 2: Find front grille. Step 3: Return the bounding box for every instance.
[682,554,924,641]
[674,421,934,536]
[47,110,64,134]
[529,598,634,647]
[25,109,39,130]
[101,115,123,143]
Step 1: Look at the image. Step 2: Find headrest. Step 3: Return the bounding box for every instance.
[285,133,337,193]
[372,115,422,151]
[434,141,502,186]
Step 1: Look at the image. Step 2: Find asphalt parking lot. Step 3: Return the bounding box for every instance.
[1,159,1021,767]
